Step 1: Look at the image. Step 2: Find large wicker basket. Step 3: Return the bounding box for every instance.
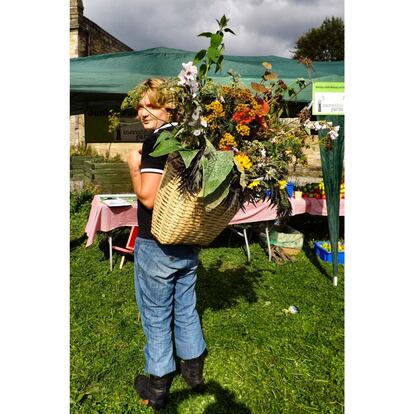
[151,159,239,246]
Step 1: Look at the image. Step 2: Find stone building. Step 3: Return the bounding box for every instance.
[70,0,134,157]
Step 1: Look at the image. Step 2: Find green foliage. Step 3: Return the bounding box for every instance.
[70,182,100,215]
[108,110,121,134]
[194,14,235,84]
[201,149,234,197]
[70,206,344,413]
[292,17,344,61]
[70,144,100,157]
[150,130,183,157]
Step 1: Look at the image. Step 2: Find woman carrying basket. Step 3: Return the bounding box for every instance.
[127,78,207,410]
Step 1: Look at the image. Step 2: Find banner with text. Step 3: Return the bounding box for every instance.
[312,82,344,116]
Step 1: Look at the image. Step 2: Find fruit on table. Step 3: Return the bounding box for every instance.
[297,180,345,199]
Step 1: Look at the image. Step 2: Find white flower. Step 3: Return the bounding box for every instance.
[178,61,198,83]
[189,107,207,129]
[191,107,202,121]
[328,130,339,140]
[314,122,322,131]
[192,128,202,136]
[265,167,276,179]
[260,149,266,158]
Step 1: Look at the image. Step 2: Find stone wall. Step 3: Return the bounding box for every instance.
[85,143,142,161]
[79,16,134,56]
[70,0,132,149]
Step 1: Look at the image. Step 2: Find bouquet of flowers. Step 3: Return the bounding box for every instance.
[115,16,317,220]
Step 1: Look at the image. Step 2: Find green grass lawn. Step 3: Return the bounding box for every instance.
[70,199,344,414]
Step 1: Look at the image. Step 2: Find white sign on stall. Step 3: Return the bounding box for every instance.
[312,82,344,115]
[114,118,148,142]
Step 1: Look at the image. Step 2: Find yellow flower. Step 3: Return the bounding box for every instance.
[248,180,260,188]
[236,124,250,136]
[278,180,287,189]
[205,100,225,118]
[219,133,237,150]
[235,154,253,170]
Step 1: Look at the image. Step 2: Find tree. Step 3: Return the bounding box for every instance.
[291,17,344,61]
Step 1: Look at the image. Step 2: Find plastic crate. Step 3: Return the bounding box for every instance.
[314,241,345,264]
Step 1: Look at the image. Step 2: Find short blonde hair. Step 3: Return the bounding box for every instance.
[137,78,177,111]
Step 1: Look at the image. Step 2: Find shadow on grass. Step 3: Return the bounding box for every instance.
[164,380,251,413]
[195,260,261,320]
[97,228,131,260]
[70,234,87,251]
[283,214,344,282]
[302,241,330,281]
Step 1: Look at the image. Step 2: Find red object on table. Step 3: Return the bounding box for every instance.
[85,195,345,247]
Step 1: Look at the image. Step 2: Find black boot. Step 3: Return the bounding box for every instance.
[180,352,206,393]
[134,372,175,410]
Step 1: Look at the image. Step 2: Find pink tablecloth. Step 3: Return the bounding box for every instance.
[85,195,345,247]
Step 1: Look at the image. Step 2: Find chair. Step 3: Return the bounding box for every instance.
[111,226,139,269]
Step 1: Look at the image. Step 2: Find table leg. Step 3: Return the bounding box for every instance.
[109,235,113,271]
[265,225,272,262]
[243,228,251,263]
[228,226,251,262]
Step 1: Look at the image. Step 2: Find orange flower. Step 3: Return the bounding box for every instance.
[232,99,269,128]
[232,108,255,125]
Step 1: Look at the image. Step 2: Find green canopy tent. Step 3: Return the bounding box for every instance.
[70,47,343,114]
[70,47,344,283]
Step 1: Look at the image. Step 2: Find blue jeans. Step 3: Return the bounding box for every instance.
[134,237,207,377]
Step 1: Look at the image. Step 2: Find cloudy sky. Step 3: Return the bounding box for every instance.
[82,0,344,58]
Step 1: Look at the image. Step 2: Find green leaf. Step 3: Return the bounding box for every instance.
[150,136,182,157]
[210,33,223,48]
[193,49,206,64]
[153,130,173,147]
[215,55,224,73]
[204,183,230,212]
[220,15,228,27]
[198,32,212,38]
[201,151,235,197]
[178,149,200,169]
[200,63,208,77]
[224,28,236,35]
[207,46,221,63]
[204,138,216,155]
[233,158,247,188]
